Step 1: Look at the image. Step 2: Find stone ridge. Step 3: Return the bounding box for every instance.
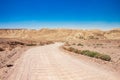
[0,28,120,41]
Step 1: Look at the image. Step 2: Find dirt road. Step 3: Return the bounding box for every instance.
[7,43,119,80]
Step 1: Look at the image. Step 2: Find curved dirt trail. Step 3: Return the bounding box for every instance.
[7,43,119,80]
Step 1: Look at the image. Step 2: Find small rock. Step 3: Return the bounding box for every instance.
[6,64,13,67]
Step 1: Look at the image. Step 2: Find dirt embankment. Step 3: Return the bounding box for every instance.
[0,38,29,79]
[6,43,120,80]
[63,39,120,73]
[0,38,54,80]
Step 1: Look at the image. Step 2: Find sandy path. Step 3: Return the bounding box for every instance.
[7,43,119,80]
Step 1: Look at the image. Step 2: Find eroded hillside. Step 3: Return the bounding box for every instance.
[0,28,120,42]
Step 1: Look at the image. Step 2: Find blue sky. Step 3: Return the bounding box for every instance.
[0,0,120,29]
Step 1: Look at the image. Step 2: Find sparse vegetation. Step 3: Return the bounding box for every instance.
[72,43,76,45]
[89,36,98,39]
[65,42,70,46]
[64,47,111,61]
[77,43,83,46]
[81,50,99,57]
[79,36,84,39]
[96,44,103,45]
[89,36,94,39]
[67,47,75,52]
[26,44,37,46]
[99,54,111,61]
[81,50,111,61]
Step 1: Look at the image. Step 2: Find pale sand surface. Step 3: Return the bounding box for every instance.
[6,43,119,80]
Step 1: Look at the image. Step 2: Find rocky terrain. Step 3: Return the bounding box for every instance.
[0,28,120,80]
[0,38,28,79]
[63,39,120,73]
[0,28,120,42]
[0,38,54,80]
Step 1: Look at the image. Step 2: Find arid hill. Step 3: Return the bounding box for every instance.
[0,28,120,80]
[0,28,120,42]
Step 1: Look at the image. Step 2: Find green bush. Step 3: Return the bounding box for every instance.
[81,50,98,57]
[73,49,79,53]
[81,50,111,61]
[63,47,111,61]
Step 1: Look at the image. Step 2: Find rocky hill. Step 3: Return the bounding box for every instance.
[0,28,120,42]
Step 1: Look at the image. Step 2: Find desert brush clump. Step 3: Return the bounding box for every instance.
[98,54,111,61]
[64,42,70,46]
[81,50,99,57]
[65,47,81,54]
[26,44,37,46]
[64,47,111,61]
[67,47,75,52]
[81,50,111,61]
[96,44,103,46]
[77,43,83,46]
[72,43,76,45]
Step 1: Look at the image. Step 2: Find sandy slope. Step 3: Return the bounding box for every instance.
[0,28,120,41]
[6,43,119,80]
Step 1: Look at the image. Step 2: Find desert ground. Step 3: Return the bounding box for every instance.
[0,28,120,80]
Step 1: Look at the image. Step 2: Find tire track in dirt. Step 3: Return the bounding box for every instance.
[7,43,119,80]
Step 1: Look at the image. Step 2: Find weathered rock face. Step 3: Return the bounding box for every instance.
[0,28,120,41]
[104,29,120,39]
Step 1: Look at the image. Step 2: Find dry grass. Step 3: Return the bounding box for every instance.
[64,47,111,61]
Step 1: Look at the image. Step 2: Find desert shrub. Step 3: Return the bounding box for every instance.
[89,36,94,39]
[96,44,103,46]
[73,49,79,53]
[67,47,74,52]
[72,43,76,45]
[99,54,111,61]
[64,47,81,54]
[79,36,84,39]
[81,50,98,57]
[81,50,111,61]
[77,43,83,46]
[45,41,54,45]
[77,50,81,54]
[0,47,4,51]
[65,42,70,46]
[88,36,98,39]
[26,44,36,46]
[63,47,111,61]
[94,53,102,58]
